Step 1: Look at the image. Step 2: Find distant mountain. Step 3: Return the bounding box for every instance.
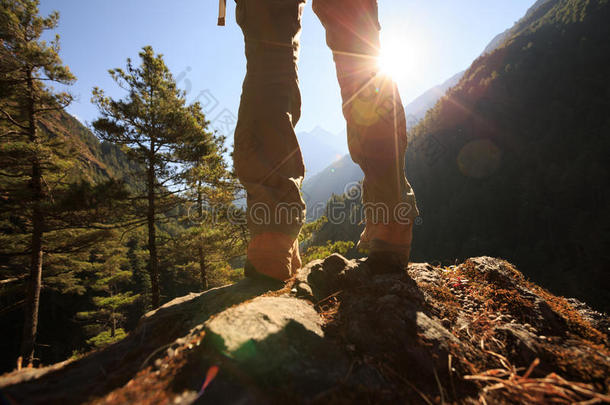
[404,71,464,128]
[297,126,348,177]
[302,154,363,220]
[39,110,140,186]
[406,0,554,129]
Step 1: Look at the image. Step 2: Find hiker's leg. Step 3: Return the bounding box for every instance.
[313,0,418,264]
[234,0,306,280]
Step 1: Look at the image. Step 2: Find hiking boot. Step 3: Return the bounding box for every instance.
[358,222,413,274]
[366,243,411,275]
[244,232,299,282]
[243,260,286,289]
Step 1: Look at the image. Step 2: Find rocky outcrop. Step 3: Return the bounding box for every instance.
[1,256,609,404]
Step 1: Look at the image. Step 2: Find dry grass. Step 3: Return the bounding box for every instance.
[420,281,462,323]
[93,330,207,405]
[466,353,610,404]
[530,285,607,344]
[428,259,610,402]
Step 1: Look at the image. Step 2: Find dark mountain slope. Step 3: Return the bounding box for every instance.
[38,110,140,186]
[407,0,610,310]
[481,0,556,55]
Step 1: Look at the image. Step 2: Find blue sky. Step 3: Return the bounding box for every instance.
[39,0,535,140]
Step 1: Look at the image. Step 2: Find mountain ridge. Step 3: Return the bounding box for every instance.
[297,126,347,177]
[39,110,140,186]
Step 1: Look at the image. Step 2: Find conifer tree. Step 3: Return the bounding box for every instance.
[126,235,150,311]
[77,238,138,348]
[176,107,240,290]
[0,0,76,364]
[92,47,208,308]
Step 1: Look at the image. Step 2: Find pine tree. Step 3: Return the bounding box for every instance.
[176,106,240,290]
[77,238,138,349]
[92,47,207,308]
[126,235,150,311]
[0,0,76,365]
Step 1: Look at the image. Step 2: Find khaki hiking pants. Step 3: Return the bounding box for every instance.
[234,0,419,239]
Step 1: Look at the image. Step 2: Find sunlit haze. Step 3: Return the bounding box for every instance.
[39,0,535,138]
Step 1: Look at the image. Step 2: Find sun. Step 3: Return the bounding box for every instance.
[378,40,411,80]
[377,35,426,84]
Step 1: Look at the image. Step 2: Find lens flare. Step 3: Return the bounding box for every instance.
[378,35,427,85]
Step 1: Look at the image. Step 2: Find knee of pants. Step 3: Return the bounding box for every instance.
[239,84,301,122]
[233,115,304,184]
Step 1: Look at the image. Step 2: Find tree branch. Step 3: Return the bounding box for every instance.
[0,107,27,129]
[0,274,28,286]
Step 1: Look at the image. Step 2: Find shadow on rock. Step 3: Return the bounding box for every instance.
[294,254,473,403]
[0,278,282,405]
[2,255,608,405]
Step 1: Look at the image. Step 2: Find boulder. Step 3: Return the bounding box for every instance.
[1,256,609,404]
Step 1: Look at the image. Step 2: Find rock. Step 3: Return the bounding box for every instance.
[201,297,351,400]
[299,254,365,302]
[466,256,523,289]
[495,324,540,366]
[295,281,314,300]
[322,253,350,276]
[567,298,610,335]
[1,256,609,405]
[531,299,562,333]
[377,294,402,307]
[0,278,288,404]
[416,311,462,352]
[204,297,324,366]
